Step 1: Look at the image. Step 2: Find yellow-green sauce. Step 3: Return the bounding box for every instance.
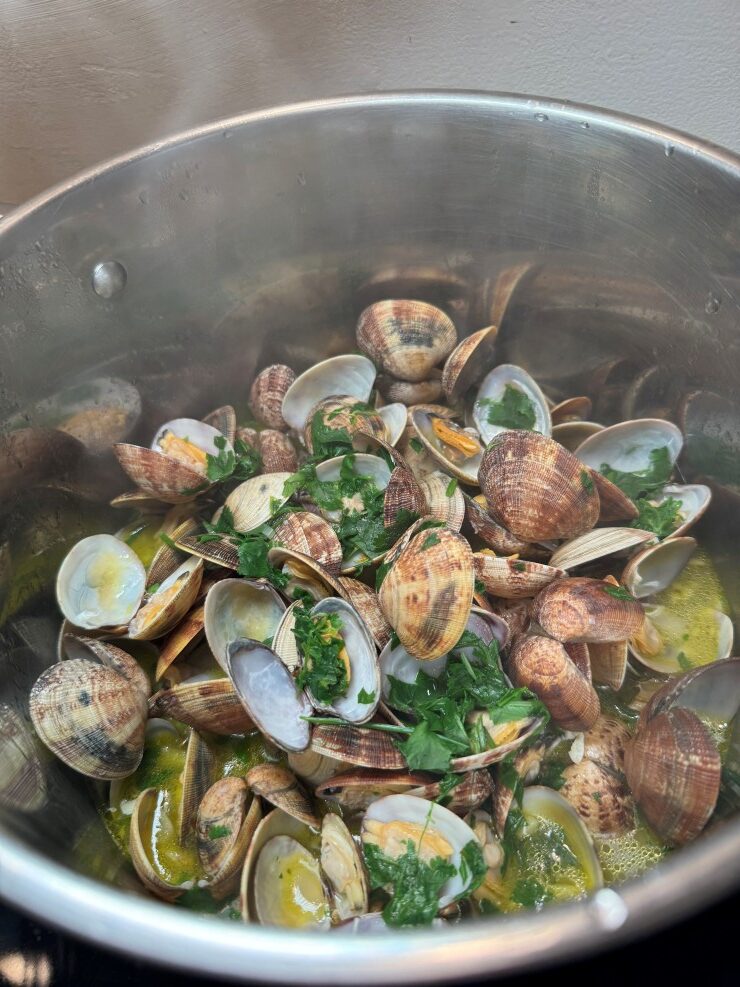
[596,819,667,884]
[118,518,163,570]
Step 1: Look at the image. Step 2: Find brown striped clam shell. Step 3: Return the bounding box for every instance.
[148,679,255,735]
[249,364,296,430]
[246,763,320,828]
[310,724,407,770]
[357,300,457,382]
[272,511,343,575]
[197,777,261,899]
[259,429,299,473]
[473,554,564,599]
[532,577,644,644]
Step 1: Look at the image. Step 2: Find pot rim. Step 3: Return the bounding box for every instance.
[1,90,739,981]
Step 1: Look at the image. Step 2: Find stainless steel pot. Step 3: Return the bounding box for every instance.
[0,91,738,983]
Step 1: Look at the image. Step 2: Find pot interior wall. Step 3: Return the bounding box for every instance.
[0,95,738,884]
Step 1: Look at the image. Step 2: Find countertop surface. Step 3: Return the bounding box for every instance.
[0,892,736,986]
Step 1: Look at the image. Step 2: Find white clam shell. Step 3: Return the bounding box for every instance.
[575,418,683,473]
[473,364,552,444]
[281,355,377,432]
[56,534,146,630]
[151,418,228,458]
[204,578,286,670]
[377,403,407,446]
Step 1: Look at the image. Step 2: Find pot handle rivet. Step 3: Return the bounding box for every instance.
[92,260,127,299]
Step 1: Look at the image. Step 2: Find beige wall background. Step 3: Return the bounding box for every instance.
[1,0,739,205]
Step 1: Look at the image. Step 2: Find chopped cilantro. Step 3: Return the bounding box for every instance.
[205,435,261,484]
[294,609,349,704]
[479,385,536,431]
[591,791,602,803]
[409,438,424,454]
[208,825,232,839]
[146,582,161,594]
[363,839,456,927]
[676,650,694,670]
[309,411,355,460]
[600,446,673,500]
[421,533,442,550]
[197,505,288,589]
[159,532,177,550]
[511,877,552,909]
[580,469,595,493]
[602,584,634,601]
[357,687,376,704]
[536,761,564,790]
[474,578,487,594]
[630,495,682,538]
[512,561,526,573]
[445,478,458,497]
[457,840,488,898]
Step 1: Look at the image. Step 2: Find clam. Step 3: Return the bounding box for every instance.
[259,429,299,473]
[549,527,654,571]
[197,777,262,899]
[246,763,320,828]
[227,639,312,753]
[508,635,600,731]
[129,788,190,902]
[128,557,203,640]
[473,554,564,599]
[479,432,600,541]
[639,657,740,728]
[492,744,546,836]
[410,408,483,485]
[357,300,457,382]
[624,707,720,846]
[110,489,170,513]
[419,471,465,530]
[378,527,474,661]
[316,769,433,812]
[202,404,237,444]
[305,396,387,454]
[532,577,644,644]
[313,453,391,524]
[409,770,494,816]
[288,749,347,788]
[383,465,427,529]
[267,547,345,600]
[56,534,146,631]
[441,326,498,401]
[550,396,593,425]
[29,659,147,780]
[249,364,296,430]
[588,640,629,691]
[310,725,407,771]
[178,728,214,842]
[148,678,255,735]
[589,472,639,524]
[551,421,605,452]
[175,533,239,571]
[622,536,697,600]
[361,795,481,908]
[146,515,200,588]
[575,417,683,474]
[518,787,603,889]
[462,493,529,555]
[271,601,303,673]
[223,473,291,533]
[321,814,369,921]
[0,705,47,813]
[62,636,150,700]
[0,427,84,504]
[336,578,392,650]
[155,604,206,680]
[584,715,632,774]
[241,809,331,927]
[281,355,376,433]
[473,364,552,444]
[645,483,712,538]
[300,598,381,724]
[378,376,444,406]
[272,511,343,575]
[559,759,634,835]
[204,578,286,670]
[376,403,407,446]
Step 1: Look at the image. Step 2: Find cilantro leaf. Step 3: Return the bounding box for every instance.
[409,438,424,454]
[294,609,349,704]
[676,650,694,670]
[421,533,442,550]
[207,825,232,839]
[445,478,458,497]
[602,584,634,601]
[580,469,595,493]
[357,687,376,704]
[511,877,552,908]
[600,446,673,500]
[363,839,456,927]
[457,840,487,897]
[630,495,682,538]
[479,385,536,431]
[396,720,460,773]
[205,435,261,484]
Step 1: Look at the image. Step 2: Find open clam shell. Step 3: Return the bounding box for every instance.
[178,728,214,842]
[361,794,480,907]
[281,355,376,432]
[575,417,683,473]
[622,536,697,599]
[419,471,465,530]
[588,640,629,691]
[155,604,206,680]
[246,763,320,828]
[652,483,712,538]
[305,396,387,454]
[383,465,427,529]
[321,813,369,921]
[227,639,312,753]
[357,300,457,382]
[113,444,207,504]
[410,408,482,485]
[631,604,733,675]
[146,516,200,587]
[473,554,564,599]
[316,769,434,813]
[640,657,740,728]
[202,404,237,444]
[473,364,552,444]
[272,511,343,575]
[129,788,189,902]
[249,364,296,431]
[271,601,303,674]
[61,636,150,700]
[589,471,639,524]
[377,374,444,406]
[267,546,345,600]
[148,678,255,735]
[197,777,262,900]
[304,598,381,724]
[518,787,603,890]
[313,453,391,523]
[560,759,634,835]
[129,557,203,641]
[223,473,291,533]
[508,635,600,731]
[378,526,474,661]
[550,396,592,425]
[29,659,147,780]
[288,749,347,788]
[441,326,498,401]
[549,527,654,571]
[151,418,227,463]
[56,534,146,631]
[204,578,286,670]
[479,431,600,542]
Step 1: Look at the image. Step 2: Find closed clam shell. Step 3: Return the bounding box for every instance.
[377,375,444,406]
[129,557,204,641]
[479,431,600,542]
[507,635,600,731]
[288,749,346,788]
[383,465,427,529]
[559,759,634,835]
[197,777,262,899]
[310,725,407,770]
[110,489,170,512]
[320,813,369,920]
[224,473,291,533]
[357,300,457,382]
[624,707,721,846]
[378,527,474,661]
[0,705,47,813]
[202,405,237,444]
[249,364,296,430]
[148,678,255,735]
[247,763,319,828]
[178,728,214,842]
[419,472,465,530]
[316,769,433,812]
[552,421,604,452]
[337,578,392,650]
[473,554,564,599]
[587,640,629,691]
[112,444,206,504]
[462,493,529,554]
[237,425,259,450]
[155,604,206,680]
[550,396,593,425]
[29,659,147,780]
[549,527,653,571]
[304,396,387,454]
[272,512,343,575]
[441,326,498,401]
[259,430,299,473]
[281,355,376,433]
[533,577,644,643]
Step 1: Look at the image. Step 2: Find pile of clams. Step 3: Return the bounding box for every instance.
[20,294,739,930]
